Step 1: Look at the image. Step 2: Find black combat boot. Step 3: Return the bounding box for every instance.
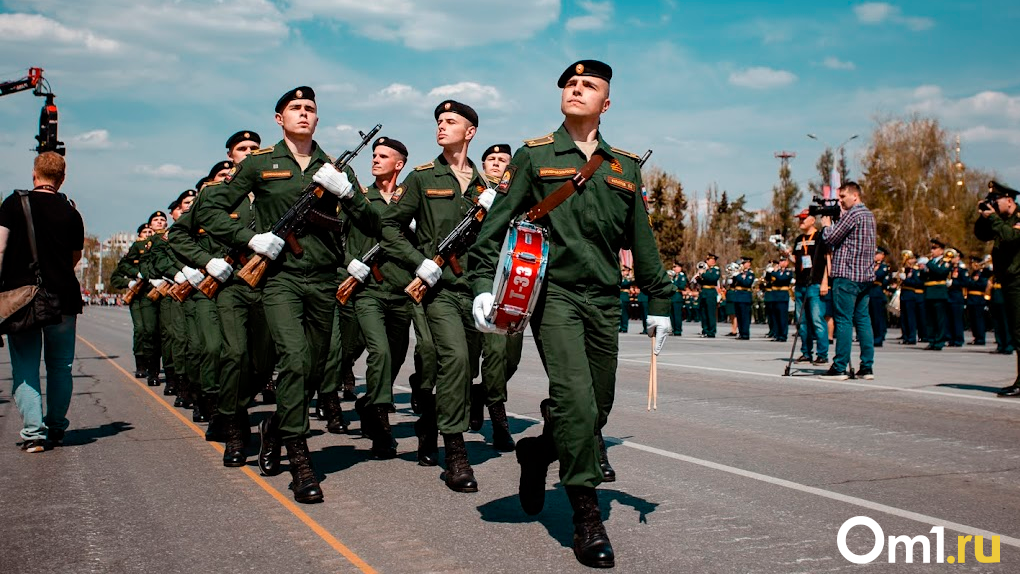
[469,383,485,432]
[517,398,557,515]
[147,358,161,387]
[222,413,247,468]
[341,366,357,402]
[371,405,397,459]
[319,391,349,434]
[284,438,323,504]
[415,389,438,466]
[134,355,148,379]
[261,375,277,405]
[488,402,515,452]
[442,433,478,493]
[163,367,177,396]
[596,430,616,483]
[565,486,615,568]
[408,371,422,414]
[192,391,211,423]
[258,413,283,476]
[314,392,327,421]
[354,395,376,438]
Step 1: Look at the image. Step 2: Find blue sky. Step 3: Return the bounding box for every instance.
[1,0,1018,238]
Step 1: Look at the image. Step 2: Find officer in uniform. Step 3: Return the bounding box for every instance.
[468,60,674,569]
[765,257,793,342]
[922,239,951,351]
[946,248,967,347]
[729,257,754,340]
[670,262,686,335]
[111,223,154,377]
[201,86,373,503]
[899,252,923,344]
[698,254,721,337]
[380,99,492,492]
[965,256,990,345]
[870,247,891,347]
[975,181,1020,396]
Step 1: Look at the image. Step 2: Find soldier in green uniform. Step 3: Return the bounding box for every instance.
[669,262,686,335]
[200,86,373,503]
[765,257,794,342]
[380,99,490,492]
[111,224,154,377]
[922,239,951,351]
[975,181,1020,396]
[469,143,521,452]
[136,211,169,384]
[698,254,721,337]
[618,266,633,332]
[730,257,754,340]
[468,60,674,569]
[343,136,415,459]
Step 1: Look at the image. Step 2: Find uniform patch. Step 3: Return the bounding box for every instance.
[414,161,435,171]
[497,165,517,194]
[606,176,636,192]
[539,167,578,178]
[391,184,406,203]
[224,165,238,183]
[198,228,207,235]
[229,213,240,219]
[610,158,623,174]
[425,189,454,198]
[261,170,292,180]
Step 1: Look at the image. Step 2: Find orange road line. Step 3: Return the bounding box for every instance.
[77,335,378,574]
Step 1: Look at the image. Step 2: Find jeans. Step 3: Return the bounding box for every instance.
[832,278,874,371]
[795,285,828,359]
[9,315,78,441]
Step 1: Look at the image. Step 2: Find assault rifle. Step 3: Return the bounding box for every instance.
[237,124,382,288]
[639,149,652,167]
[122,279,143,304]
[334,244,385,305]
[404,203,486,303]
[195,253,248,299]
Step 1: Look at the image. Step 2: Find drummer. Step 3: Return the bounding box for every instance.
[466,60,674,569]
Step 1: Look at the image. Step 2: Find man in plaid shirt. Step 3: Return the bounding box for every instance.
[820,181,877,380]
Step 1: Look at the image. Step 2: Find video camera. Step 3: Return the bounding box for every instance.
[808,196,841,220]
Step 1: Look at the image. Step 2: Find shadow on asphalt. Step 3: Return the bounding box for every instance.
[936,383,1007,394]
[63,421,134,446]
[476,488,660,548]
[77,354,122,360]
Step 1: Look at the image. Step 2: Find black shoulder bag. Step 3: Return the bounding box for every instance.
[0,190,63,334]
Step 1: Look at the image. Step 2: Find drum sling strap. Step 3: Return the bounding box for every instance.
[524,154,605,223]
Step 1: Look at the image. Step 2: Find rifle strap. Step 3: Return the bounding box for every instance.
[525,153,604,223]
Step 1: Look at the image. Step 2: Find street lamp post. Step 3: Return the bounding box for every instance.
[807,133,858,197]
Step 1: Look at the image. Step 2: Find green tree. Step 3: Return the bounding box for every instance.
[766,157,802,239]
[643,166,687,266]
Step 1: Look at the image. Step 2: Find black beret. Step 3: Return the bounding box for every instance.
[930,238,945,248]
[225,130,261,150]
[167,199,180,212]
[707,253,718,259]
[741,256,753,263]
[148,211,167,224]
[876,246,889,255]
[194,177,209,191]
[275,86,315,114]
[558,59,613,88]
[373,136,408,159]
[176,189,197,204]
[434,100,478,127]
[482,144,512,162]
[207,161,233,180]
[987,180,1019,200]
[137,223,150,234]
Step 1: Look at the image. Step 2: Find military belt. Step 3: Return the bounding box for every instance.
[924,281,946,287]
[905,287,923,294]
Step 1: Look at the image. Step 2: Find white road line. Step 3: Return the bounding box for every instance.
[617,357,1020,406]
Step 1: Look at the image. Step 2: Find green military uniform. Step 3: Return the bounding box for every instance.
[380,154,484,436]
[764,266,794,341]
[120,239,160,374]
[145,228,192,400]
[140,231,179,386]
[670,271,687,335]
[922,255,951,350]
[468,124,673,489]
[111,240,151,372]
[729,267,754,339]
[975,197,1020,361]
[699,263,721,337]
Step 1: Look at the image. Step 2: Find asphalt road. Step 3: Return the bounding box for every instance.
[1,305,1018,573]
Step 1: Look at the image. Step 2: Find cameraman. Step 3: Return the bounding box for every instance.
[975,181,1020,397]
[790,209,829,365]
[820,182,877,380]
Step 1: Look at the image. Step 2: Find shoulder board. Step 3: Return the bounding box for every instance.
[524,133,554,147]
[610,147,641,161]
[250,146,274,156]
[360,186,369,194]
[203,180,223,187]
[414,161,435,171]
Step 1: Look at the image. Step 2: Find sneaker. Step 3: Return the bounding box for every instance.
[819,365,849,380]
[20,439,47,453]
[856,366,874,380]
[812,357,829,366]
[794,355,813,364]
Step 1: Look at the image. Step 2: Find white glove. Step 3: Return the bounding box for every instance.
[205,258,232,283]
[415,259,442,287]
[917,256,929,266]
[646,316,672,355]
[347,259,370,283]
[408,219,417,233]
[128,279,139,289]
[137,272,143,279]
[182,266,204,287]
[149,279,165,289]
[898,272,906,280]
[478,189,497,211]
[248,232,285,260]
[312,163,354,199]
[174,271,187,284]
[472,292,498,333]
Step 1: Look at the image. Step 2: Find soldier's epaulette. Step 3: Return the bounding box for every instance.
[524,133,554,147]
[414,161,435,171]
[610,147,641,162]
[203,180,223,187]
[250,146,274,156]
[360,186,369,194]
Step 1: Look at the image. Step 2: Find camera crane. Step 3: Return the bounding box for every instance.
[0,67,65,155]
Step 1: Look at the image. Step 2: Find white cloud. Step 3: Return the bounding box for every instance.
[908,88,1020,123]
[823,57,856,71]
[376,83,423,103]
[0,13,120,52]
[853,3,934,31]
[67,129,127,150]
[134,164,203,179]
[728,67,797,90]
[566,1,613,32]
[428,82,507,110]
[960,126,1020,146]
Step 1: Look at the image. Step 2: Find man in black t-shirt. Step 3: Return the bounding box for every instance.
[789,209,829,365]
[0,152,84,452]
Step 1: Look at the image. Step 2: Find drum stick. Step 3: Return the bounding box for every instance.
[652,340,658,410]
[648,337,658,411]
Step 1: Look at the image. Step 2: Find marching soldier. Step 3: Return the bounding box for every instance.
[468,60,674,568]
[730,257,754,340]
[965,256,990,346]
[765,257,793,342]
[111,223,154,377]
[698,254,721,337]
[870,247,891,347]
[135,212,168,385]
[946,248,967,347]
[379,99,492,491]
[922,239,951,351]
[670,262,686,335]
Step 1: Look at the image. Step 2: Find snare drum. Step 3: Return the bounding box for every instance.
[487,221,549,334]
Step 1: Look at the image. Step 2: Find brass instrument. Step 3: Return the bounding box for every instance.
[767,234,791,253]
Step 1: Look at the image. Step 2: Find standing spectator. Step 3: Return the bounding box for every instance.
[0,152,85,452]
[820,181,877,380]
[790,209,829,365]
